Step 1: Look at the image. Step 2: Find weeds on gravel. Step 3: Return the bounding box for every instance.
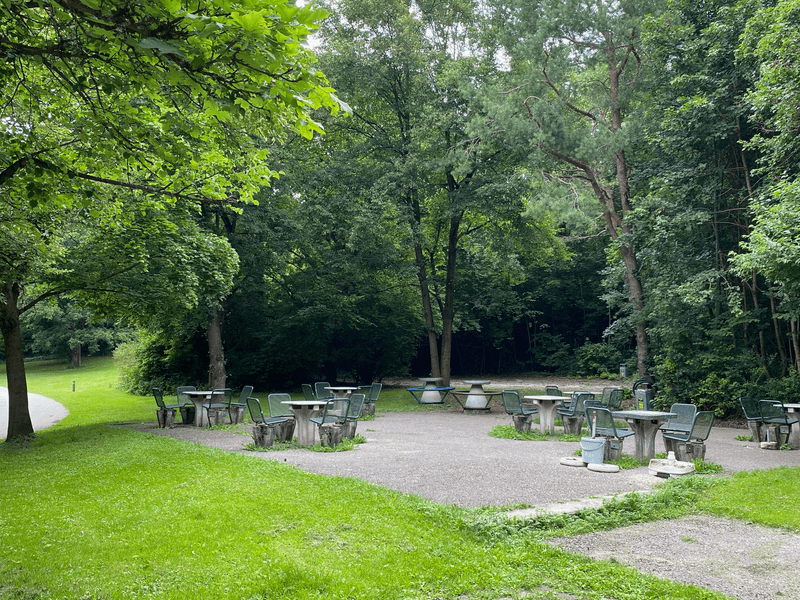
[244,434,367,452]
[464,475,722,542]
[488,424,587,442]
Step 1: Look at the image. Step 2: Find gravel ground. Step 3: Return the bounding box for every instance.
[126,376,800,600]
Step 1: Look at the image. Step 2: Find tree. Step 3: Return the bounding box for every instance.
[315,0,562,385]
[23,297,133,367]
[1,0,343,440]
[485,0,661,377]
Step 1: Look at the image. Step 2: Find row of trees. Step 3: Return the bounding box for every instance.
[4,0,800,438]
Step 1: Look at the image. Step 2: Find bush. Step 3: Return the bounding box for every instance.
[572,342,623,377]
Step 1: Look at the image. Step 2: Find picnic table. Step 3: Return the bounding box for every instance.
[522,395,563,434]
[451,381,501,411]
[613,410,677,462]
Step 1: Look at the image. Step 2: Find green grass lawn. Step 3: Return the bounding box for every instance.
[1,357,799,599]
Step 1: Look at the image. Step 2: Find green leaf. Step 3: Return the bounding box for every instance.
[138,38,185,57]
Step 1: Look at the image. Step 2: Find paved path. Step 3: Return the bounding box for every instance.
[0,387,69,440]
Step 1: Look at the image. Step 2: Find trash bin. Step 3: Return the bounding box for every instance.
[634,389,653,410]
[580,437,606,464]
[619,363,629,378]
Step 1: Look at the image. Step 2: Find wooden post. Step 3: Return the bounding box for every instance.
[179,405,196,425]
[604,437,624,461]
[562,415,584,435]
[275,420,296,443]
[229,406,245,425]
[156,408,175,429]
[252,424,276,447]
[342,420,357,439]
[512,414,532,433]
[319,424,343,447]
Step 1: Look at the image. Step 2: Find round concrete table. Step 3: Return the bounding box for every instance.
[463,380,491,409]
[325,387,358,399]
[613,410,676,462]
[523,395,563,434]
[418,377,445,404]
[282,400,329,446]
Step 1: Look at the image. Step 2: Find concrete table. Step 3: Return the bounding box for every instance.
[463,380,491,410]
[782,403,800,449]
[613,410,677,462]
[418,377,445,404]
[282,400,329,446]
[523,395,563,434]
[325,387,358,399]
[183,390,224,427]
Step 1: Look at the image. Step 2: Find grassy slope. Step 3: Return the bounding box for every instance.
[0,357,795,599]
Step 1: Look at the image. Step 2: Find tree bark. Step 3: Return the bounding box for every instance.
[439,213,462,387]
[412,194,441,379]
[769,291,787,376]
[207,304,226,389]
[1,280,34,440]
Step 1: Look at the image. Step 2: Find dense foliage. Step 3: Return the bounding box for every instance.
[6,0,800,421]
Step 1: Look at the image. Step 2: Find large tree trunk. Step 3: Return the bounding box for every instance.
[411,192,442,379]
[207,304,226,389]
[1,280,34,440]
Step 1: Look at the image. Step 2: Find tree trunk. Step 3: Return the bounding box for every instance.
[439,213,462,387]
[1,280,34,440]
[792,319,800,372]
[70,345,82,368]
[414,243,441,379]
[769,291,787,376]
[207,304,226,389]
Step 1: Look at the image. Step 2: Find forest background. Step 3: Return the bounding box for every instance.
[3,0,800,427]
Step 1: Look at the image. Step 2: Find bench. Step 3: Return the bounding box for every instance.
[450,390,502,412]
[661,407,714,461]
[556,391,594,434]
[407,386,454,405]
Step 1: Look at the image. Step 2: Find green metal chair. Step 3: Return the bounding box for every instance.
[359,382,382,404]
[267,393,296,420]
[153,387,184,411]
[314,382,334,401]
[759,400,798,446]
[229,385,253,411]
[662,411,714,445]
[246,396,288,426]
[310,398,350,428]
[584,406,634,440]
[175,385,197,424]
[501,390,538,417]
[203,388,233,426]
[557,391,593,418]
[659,403,698,437]
[301,384,316,401]
[544,385,562,396]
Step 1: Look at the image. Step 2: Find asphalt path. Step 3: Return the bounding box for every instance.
[0,387,69,440]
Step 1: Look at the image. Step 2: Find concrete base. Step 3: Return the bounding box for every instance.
[512,414,532,433]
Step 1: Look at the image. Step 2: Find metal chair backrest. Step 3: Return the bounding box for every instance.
[234,385,253,406]
[301,384,316,401]
[346,393,366,421]
[152,387,166,409]
[247,396,267,424]
[365,383,382,402]
[267,393,294,418]
[315,382,333,400]
[545,386,561,396]
[315,398,349,426]
[667,403,697,429]
[690,411,715,441]
[502,390,524,415]
[606,388,623,410]
[212,388,233,405]
[176,386,196,405]
[759,399,788,424]
[585,406,618,438]
[739,396,761,421]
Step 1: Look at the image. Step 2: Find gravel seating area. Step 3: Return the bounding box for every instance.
[134,405,800,600]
